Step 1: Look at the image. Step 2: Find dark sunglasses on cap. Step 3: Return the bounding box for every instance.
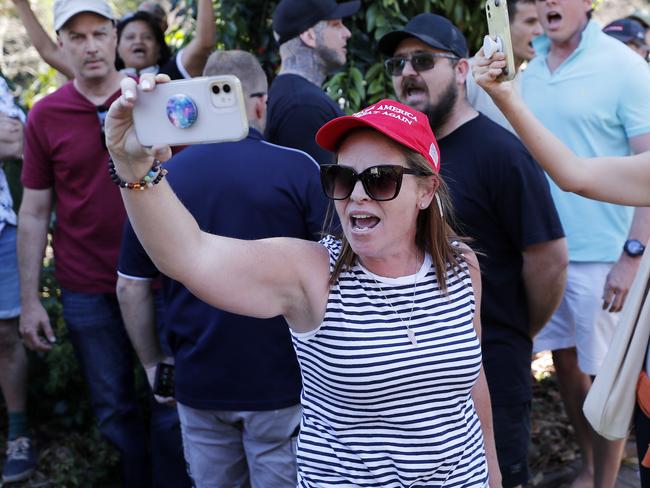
[384,52,459,76]
[320,164,426,201]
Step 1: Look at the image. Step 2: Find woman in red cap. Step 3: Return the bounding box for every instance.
[105,73,502,487]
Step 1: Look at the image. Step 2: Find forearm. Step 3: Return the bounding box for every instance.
[522,239,568,336]
[120,177,206,284]
[616,206,650,270]
[628,207,650,244]
[0,117,23,160]
[195,0,216,50]
[0,140,22,160]
[116,276,163,368]
[472,368,502,486]
[17,211,49,305]
[12,0,73,78]
[179,0,216,77]
[523,266,566,338]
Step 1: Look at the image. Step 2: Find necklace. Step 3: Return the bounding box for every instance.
[370,255,421,347]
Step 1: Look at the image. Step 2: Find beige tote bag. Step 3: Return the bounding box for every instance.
[583,248,650,440]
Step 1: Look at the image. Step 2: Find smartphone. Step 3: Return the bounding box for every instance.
[153,362,175,397]
[133,75,249,147]
[485,0,517,81]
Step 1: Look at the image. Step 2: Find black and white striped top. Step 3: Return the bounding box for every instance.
[291,236,488,487]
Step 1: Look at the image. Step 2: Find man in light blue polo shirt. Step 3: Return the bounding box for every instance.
[523,1,650,486]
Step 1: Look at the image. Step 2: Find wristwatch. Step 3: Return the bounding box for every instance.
[623,239,646,257]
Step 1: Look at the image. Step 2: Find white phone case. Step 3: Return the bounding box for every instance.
[133,75,249,147]
[485,0,517,81]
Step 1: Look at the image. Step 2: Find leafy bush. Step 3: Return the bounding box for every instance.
[168,0,488,114]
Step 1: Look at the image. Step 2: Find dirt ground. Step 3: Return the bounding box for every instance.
[530,352,642,487]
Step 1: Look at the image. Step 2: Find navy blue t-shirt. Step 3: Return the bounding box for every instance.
[159,52,185,80]
[437,114,564,405]
[118,129,331,410]
[265,73,343,165]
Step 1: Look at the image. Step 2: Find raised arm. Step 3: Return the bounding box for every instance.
[105,74,329,332]
[472,50,650,207]
[12,0,74,79]
[176,0,216,77]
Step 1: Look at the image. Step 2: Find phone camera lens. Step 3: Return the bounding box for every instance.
[223,84,231,94]
[212,85,220,94]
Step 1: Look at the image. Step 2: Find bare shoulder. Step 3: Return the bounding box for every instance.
[454,242,481,292]
[287,237,330,269]
[279,237,332,331]
[296,238,331,295]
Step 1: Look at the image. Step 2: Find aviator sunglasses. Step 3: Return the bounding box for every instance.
[320,164,426,201]
[384,52,459,76]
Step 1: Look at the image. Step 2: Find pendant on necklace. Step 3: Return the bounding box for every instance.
[407,328,418,346]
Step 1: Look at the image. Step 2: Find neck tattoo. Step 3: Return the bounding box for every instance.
[371,254,421,347]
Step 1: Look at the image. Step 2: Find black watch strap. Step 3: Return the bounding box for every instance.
[624,239,646,257]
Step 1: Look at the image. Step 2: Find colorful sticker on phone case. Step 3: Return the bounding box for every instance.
[166,94,198,129]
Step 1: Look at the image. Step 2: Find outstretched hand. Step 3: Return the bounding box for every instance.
[105,73,173,180]
[472,48,515,103]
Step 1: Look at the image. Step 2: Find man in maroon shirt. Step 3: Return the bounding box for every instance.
[17,1,188,486]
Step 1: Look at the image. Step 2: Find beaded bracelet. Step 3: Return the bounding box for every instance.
[108,157,168,190]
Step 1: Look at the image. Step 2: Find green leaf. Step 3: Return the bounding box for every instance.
[366,4,378,32]
[349,89,361,110]
[350,67,363,89]
[368,78,385,96]
[365,62,384,81]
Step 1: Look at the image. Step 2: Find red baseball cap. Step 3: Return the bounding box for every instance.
[315,99,441,173]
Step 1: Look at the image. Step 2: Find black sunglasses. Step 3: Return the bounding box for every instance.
[320,164,426,201]
[384,52,459,76]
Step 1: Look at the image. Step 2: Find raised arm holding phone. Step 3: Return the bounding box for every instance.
[106,71,503,487]
[472,50,650,207]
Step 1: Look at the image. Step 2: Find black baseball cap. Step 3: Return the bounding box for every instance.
[603,18,649,47]
[628,10,650,29]
[272,0,360,45]
[378,13,468,59]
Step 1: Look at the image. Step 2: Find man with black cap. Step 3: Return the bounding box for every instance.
[379,13,568,488]
[603,18,649,61]
[266,0,359,164]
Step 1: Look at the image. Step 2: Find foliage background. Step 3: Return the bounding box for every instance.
[0,0,645,484]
